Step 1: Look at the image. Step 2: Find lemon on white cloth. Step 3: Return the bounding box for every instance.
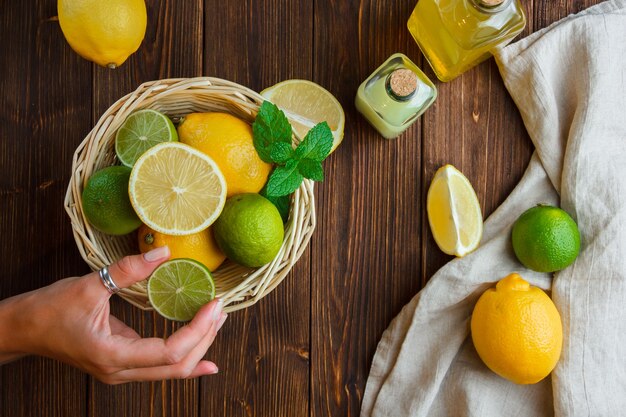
[58,0,147,68]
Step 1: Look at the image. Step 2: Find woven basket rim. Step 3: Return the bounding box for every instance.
[64,76,316,314]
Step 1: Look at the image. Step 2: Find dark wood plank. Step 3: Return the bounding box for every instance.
[88,1,203,417]
[0,1,92,416]
[533,0,598,31]
[311,1,426,416]
[200,1,313,416]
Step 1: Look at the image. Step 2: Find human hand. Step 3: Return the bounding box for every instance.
[0,246,227,384]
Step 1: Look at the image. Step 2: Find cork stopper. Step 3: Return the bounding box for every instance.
[386,69,418,100]
[479,0,505,6]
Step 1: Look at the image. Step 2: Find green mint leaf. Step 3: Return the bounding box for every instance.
[270,142,294,164]
[261,186,290,223]
[266,160,303,197]
[294,122,333,162]
[252,101,293,163]
[298,158,324,181]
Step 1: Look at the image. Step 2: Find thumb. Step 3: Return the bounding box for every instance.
[102,246,171,291]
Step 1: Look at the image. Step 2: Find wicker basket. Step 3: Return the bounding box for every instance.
[64,77,316,314]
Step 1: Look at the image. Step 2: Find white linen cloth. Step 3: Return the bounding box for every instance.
[360,1,626,416]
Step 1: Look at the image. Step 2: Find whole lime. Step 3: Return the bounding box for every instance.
[511,205,581,272]
[82,166,141,235]
[213,193,284,267]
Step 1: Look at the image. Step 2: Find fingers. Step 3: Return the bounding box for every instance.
[108,246,171,289]
[108,299,224,369]
[111,312,226,382]
[109,316,140,340]
[111,360,219,383]
[86,246,170,298]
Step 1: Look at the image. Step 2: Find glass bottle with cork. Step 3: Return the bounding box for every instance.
[355,53,437,139]
[407,0,526,82]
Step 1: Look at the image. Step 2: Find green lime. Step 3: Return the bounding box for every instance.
[115,109,178,167]
[82,166,141,235]
[511,205,581,273]
[213,193,284,267]
[147,258,216,322]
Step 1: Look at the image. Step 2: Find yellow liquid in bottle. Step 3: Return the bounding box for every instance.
[407,0,525,82]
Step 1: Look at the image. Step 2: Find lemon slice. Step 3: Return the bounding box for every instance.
[261,79,345,153]
[129,142,227,235]
[426,164,483,257]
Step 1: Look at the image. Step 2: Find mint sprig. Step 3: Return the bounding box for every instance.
[252,102,292,163]
[253,101,333,197]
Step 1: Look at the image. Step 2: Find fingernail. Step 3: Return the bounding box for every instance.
[217,312,228,330]
[211,299,223,321]
[143,246,170,262]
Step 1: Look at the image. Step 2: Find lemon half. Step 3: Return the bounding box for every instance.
[129,142,227,235]
[261,80,345,153]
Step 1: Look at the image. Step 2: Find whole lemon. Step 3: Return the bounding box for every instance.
[82,166,141,235]
[58,0,147,68]
[512,205,581,272]
[213,194,284,267]
[138,224,226,272]
[471,273,563,384]
[178,113,272,197]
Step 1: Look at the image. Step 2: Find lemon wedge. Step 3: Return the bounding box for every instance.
[129,142,227,235]
[426,164,483,257]
[261,80,345,153]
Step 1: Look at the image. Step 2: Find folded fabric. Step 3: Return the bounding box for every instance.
[360,1,626,416]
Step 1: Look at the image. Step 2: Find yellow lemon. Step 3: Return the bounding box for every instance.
[471,273,563,384]
[178,113,272,197]
[138,224,226,272]
[58,0,147,68]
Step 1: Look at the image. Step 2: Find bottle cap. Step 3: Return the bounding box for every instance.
[387,69,418,100]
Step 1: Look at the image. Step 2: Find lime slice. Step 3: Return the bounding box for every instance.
[147,258,216,321]
[426,164,483,257]
[261,80,345,153]
[115,109,178,167]
[129,142,227,235]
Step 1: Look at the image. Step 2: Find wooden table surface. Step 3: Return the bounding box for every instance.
[0,1,601,416]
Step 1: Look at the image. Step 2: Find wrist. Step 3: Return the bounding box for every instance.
[0,294,29,364]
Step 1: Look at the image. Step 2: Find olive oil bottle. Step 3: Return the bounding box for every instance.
[356,53,437,139]
[407,0,526,82]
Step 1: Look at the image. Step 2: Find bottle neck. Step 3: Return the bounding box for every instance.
[469,0,512,14]
[385,69,418,102]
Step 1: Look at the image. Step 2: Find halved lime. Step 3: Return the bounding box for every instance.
[115,109,178,167]
[147,258,215,322]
